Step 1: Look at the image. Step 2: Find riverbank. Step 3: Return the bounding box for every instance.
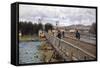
[19,35,39,41]
[19,37,64,64]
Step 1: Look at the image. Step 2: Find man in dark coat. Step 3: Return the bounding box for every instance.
[57,30,61,39]
[75,30,80,40]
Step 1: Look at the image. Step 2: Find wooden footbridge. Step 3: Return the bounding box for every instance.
[44,32,96,61]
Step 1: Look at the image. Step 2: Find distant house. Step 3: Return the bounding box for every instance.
[66,24,90,33]
[69,29,76,33]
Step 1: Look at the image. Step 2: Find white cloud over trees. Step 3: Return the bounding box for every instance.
[19,4,96,26]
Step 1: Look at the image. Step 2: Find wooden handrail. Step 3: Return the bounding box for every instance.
[44,32,96,60]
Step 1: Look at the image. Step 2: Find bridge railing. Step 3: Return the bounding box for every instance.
[65,31,96,40]
[44,32,96,61]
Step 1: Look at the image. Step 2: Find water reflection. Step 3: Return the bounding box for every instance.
[19,41,44,64]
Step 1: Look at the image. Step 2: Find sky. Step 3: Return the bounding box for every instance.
[19,4,96,26]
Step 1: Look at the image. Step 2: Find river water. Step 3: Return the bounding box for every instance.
[19,41,44,64]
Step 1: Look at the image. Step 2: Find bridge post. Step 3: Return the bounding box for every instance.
[68,50,73,61]
[84,56,87,60]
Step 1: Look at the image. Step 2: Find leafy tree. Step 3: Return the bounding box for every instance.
[19,21,53,35]
[38,23,43,30]
[89,23,96,34]
[45,23,53,32]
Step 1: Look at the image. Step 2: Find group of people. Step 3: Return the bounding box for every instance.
[57,30,64,39]
[56,30,80,40]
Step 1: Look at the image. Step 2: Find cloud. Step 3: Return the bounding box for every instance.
[19,4,96,26]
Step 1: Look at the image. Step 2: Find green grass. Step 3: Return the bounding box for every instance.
[19,35,39,41]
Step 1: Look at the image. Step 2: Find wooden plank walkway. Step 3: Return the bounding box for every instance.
[63,37,96,56]
[44,32,96,61]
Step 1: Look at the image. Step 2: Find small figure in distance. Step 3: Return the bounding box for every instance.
[75,30,80,40]
[57,30,61,39]
[62,31,65,38]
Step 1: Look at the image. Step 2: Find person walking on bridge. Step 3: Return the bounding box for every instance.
[62,31,65,38]
[57,30,61,39]
[75,30,80,40]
